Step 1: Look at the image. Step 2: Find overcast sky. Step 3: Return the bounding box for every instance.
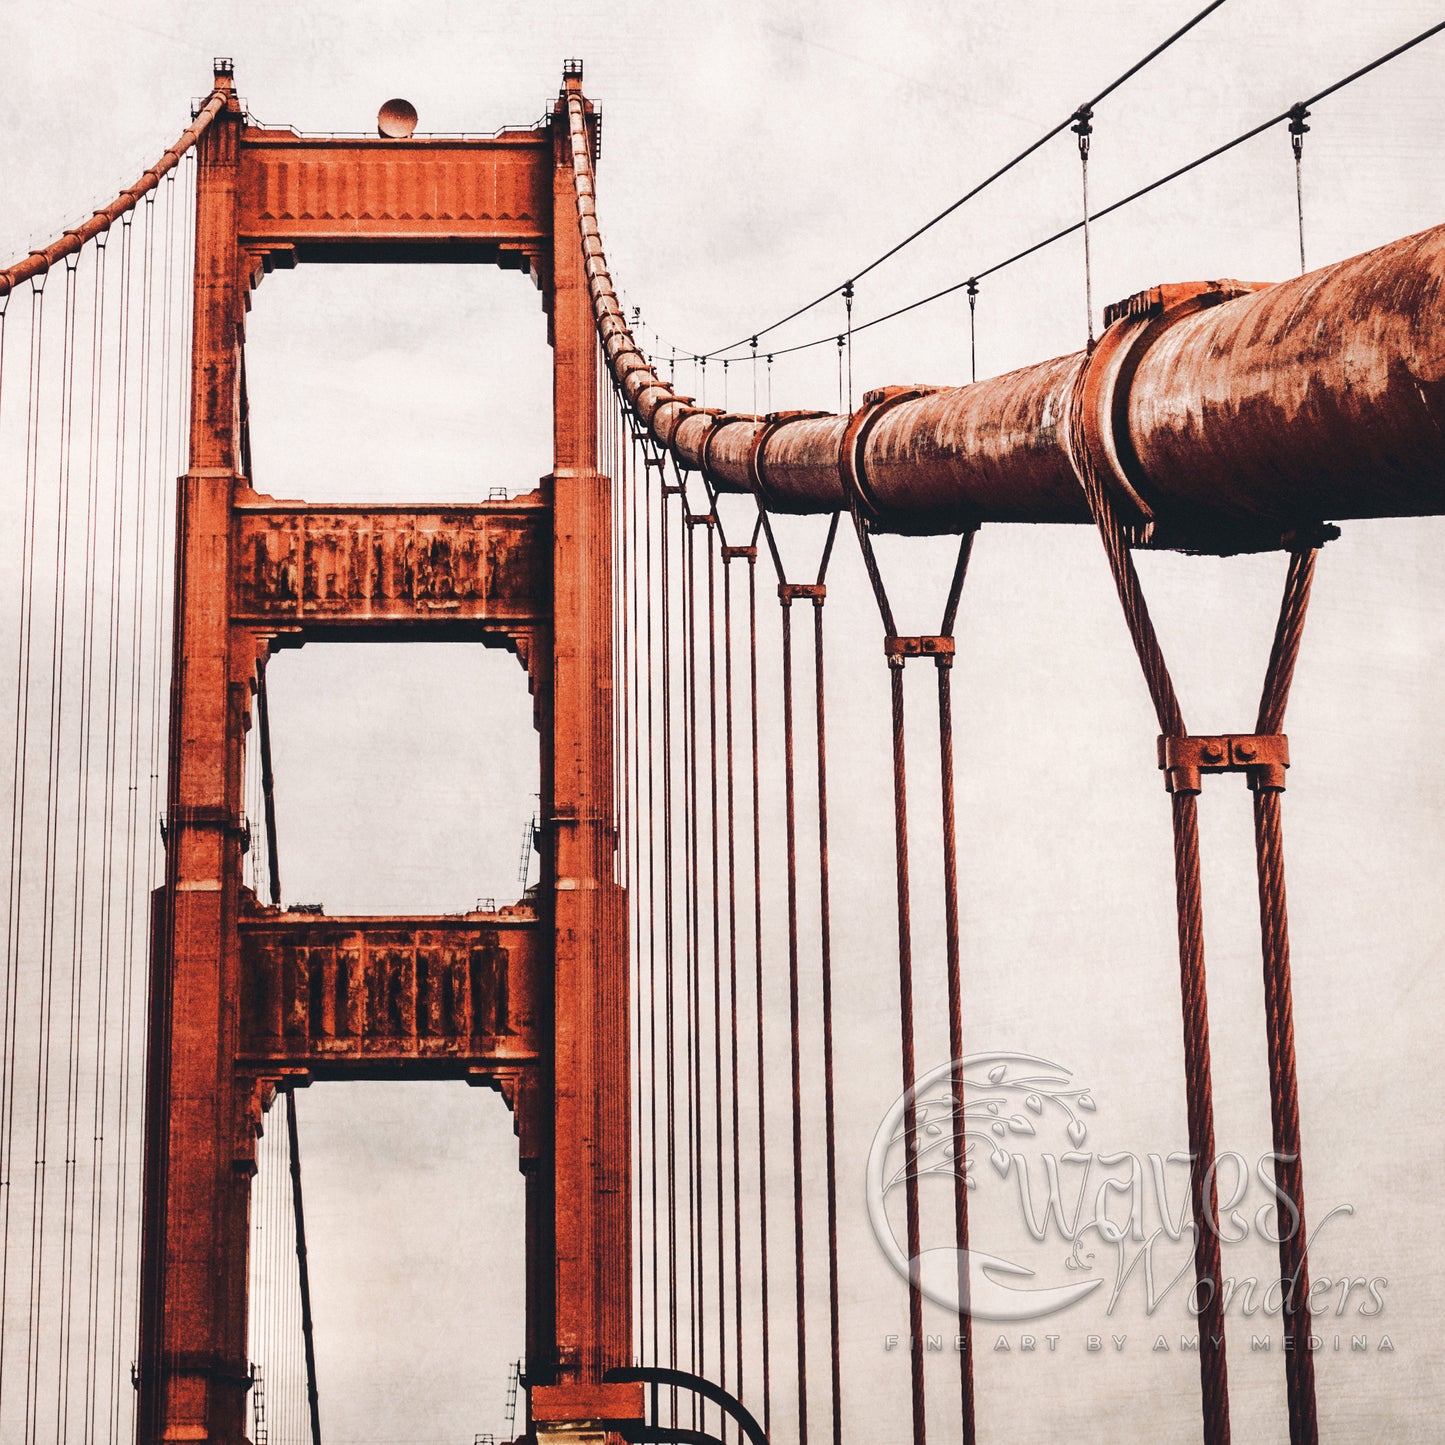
[4,2,1445,1442]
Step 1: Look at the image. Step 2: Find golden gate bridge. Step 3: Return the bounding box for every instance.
[2,7,1444,1443]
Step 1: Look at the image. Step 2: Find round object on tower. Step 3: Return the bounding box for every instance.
[377,98,419,138]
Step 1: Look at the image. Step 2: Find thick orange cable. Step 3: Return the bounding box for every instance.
[0,93,226,298]
[720,543,746,1412]
[745,548,772,1436]
[809,593,842,1445]
[705,526,729,1418]
[1066,371,1230,1442]
[758,509,840,1445]
[1252,548,1319,1445]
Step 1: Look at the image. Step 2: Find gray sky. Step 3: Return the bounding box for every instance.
[4,1,1445,1441]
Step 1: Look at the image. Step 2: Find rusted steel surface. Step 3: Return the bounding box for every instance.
[133,62,641,1442]
[237,906,540,1071]
[526,64,635,1426]
[568,98,1445,545]
[0,88,227,296]
[238,126,551,273]
[1123,226,1445,527]
[231,496,550,634]
[137,63,251,1445]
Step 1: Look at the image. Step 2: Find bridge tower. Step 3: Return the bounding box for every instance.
[136,61,639,1443]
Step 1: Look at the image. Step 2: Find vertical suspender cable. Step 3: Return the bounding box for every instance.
[107,209,141,1445]
[40,248,80,1439]
[2,270,49,1432]
[682,501,702,1408]
[842,474,928,1445]
[888,654,926,1445]
[809,559,843,1445]
[721,541,745,1411]
[256,666,280,906]
[284,1091,323,1445]
[758,509,841,1445]
[643,441,661,1370]
[1288,105,1310,275]
[1072,105,1096,347]
[98,212,135,1445]
[746,546,772,1437]
[706,524,729,1412]
[1252,548,1319,1445]
[660,471,679,1379]
[126,191,165,1442]
[936,536,978,1444]
[77,228,113,1445]
[624,411,646,1368]
[965,280,979,383]
[767,530,809,1445]
[27,248,81,1445]
[59,229,110,1441]
[1069,391,1229,1444]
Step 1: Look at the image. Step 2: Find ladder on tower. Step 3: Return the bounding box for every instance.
[250,1364,268,1445]
[517,801,540,893]
[504,1358,521,1436]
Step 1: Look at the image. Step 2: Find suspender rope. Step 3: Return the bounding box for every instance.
[745,531,772,1436]
[1252,548,1319,1445]
[642,436,663,1369]
[1072,105,1096,347]
[1069,359,1326,1444]
[660,460,680,1380]
[965,279,979,384]
[720,531,750,1416]
[682,497,702,1404]
[700,439,766,1430]
[704,514,728,1416]
[934,533,978,1442]
[756,507,842,1445]
[1288,104,1311,275]
[809,551,843,1445]
[1068,397,1227,1445]
[283,1092,322,1445]
[839,387,981,1445]
[617,390,643,1367]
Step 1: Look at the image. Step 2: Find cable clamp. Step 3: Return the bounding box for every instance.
[1158,734,1290,795]
[747,410,831,512]
[684,512,715,529]
[1287,102,1310,160]
[721,545,758,562]
[884,635,956,668]
[841,386,955,535]
[660,481,685,497]
[778,582,826,605]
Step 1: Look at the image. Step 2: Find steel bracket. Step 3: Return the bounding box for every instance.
[779,582,825,604]
[885,635,955,668]
[1158,733,1290,794]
